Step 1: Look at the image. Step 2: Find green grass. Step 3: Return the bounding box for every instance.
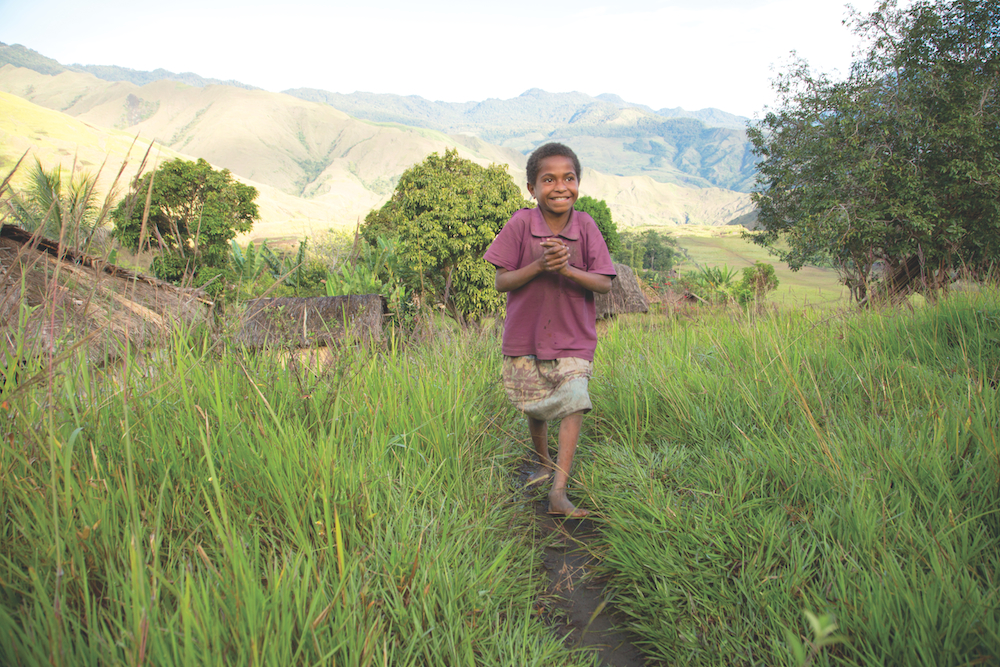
[2,272,998,665]
[0,327,594,666]
[582,291,1000,665]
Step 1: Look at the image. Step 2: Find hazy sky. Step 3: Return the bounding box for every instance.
[0,0,884,117]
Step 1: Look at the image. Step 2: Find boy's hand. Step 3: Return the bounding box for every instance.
[539,239,570,273]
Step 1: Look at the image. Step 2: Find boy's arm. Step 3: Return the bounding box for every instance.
[495,240,613,294]
[494,240,569,292]
[547,238,612,294]
[495,264,540,292]
[559,266,613,294]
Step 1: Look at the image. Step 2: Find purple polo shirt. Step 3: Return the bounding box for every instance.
[484,207,616,361]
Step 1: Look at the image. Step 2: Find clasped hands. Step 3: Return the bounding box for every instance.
[539,239,571,274]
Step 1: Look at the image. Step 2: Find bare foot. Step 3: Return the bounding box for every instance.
[548,489,589,518]
[525,467,553,487]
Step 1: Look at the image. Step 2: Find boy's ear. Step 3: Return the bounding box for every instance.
[526,182,535,199]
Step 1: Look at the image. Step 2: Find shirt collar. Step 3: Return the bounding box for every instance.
[528,207,580,240]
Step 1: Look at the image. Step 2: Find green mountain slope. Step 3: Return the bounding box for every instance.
[287,87,756,191]
[0,64,752,232]
[0,65,517,196]
[0,91,367,241]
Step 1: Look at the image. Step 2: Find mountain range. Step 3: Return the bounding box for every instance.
[287,87,756,192]
[0,42,757,238]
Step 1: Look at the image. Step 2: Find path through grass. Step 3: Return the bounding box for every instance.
[0,329,595,666]
[2,290,998,665]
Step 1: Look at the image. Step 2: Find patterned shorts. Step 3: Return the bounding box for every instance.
[501,355,593,422]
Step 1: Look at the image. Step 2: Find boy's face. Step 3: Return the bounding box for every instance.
[528,156,579,219]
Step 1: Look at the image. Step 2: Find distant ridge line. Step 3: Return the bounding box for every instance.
[0,42,259,90]
[283,87,748,131]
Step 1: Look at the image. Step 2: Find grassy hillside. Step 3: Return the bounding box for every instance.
[0,90,155,183]
[583,172,753,228]
[0,67,504,196]
[1,44,758,224]
[0,92,365,241]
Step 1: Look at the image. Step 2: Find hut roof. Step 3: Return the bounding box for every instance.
[0,225,212,364]
[596,263,649,319]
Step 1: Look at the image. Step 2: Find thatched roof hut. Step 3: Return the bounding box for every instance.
[235,295,386,349]
[0,225,213,364]
[596,263,649,319]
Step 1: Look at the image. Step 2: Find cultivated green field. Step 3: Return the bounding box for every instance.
[670,226,849,308]
[2,290,997,665]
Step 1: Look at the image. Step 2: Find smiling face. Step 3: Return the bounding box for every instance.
[527,155,579,224]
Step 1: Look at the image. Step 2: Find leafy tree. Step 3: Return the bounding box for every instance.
[112,158,259,290]
[747,0,1000,304]
[573,195,620,255]
[736,262,780,305]
[362,149,528,323]
[6,157,108,252]
[616,229,679,273]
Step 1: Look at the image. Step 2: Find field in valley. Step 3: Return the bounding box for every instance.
[667,226,848,308]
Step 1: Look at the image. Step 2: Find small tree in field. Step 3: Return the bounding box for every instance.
[362,149,528,324]
[616,229,679,273]
[112,158,258,291]
[736,262,779,306]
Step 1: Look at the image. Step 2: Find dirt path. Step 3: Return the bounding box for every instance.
[529,491,646,666]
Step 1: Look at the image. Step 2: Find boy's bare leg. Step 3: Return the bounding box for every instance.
[549,412,588,517]
[526,416,554,485]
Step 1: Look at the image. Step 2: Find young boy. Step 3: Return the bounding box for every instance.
[484,143,616,518]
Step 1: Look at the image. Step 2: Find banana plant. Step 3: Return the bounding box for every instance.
[325,236,408,311]
[231,239,271,283]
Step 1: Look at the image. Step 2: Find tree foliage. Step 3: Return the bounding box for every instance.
[112,158,259,289]
[573,195,620,255]
[747,0,1000,303]
[738,262,780,304]
[362,149,528,323]
[615,229,679,273]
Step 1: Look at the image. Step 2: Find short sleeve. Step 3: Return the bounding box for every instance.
[484,212,526,271]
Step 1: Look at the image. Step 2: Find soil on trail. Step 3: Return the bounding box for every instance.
[530,493,646,667]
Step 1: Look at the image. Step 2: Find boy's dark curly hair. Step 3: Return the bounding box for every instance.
[526,143,581,186]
